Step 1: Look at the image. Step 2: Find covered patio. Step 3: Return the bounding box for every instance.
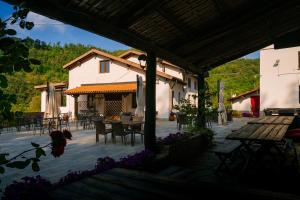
[3,0,300,199]
[64,82,139,120]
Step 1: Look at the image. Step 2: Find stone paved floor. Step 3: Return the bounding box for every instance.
[0,119,180,187]
[0,118,248,188]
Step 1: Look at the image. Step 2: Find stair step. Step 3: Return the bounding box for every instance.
[158,166,183,176]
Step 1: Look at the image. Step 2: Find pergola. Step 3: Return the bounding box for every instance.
[5,0,300,151]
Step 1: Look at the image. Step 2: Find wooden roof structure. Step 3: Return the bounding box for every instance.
[5,0,300,74]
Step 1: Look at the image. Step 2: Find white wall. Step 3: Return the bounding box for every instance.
[69,55,146,89]
[231,97,251,112]
[126,55,146,67]
[260,45,300,111]
[124,54,184,80]
[159,63,183,79]
[41,90,46,112]
[67,55,175,118]
[156,78,171,118]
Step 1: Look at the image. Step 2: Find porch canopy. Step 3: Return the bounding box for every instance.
[6,0,300,150]
[4,0,300,73]
[64,83,137,95]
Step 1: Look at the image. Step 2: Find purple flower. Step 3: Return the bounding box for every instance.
[157,132,188,145]
[2,176,52,200]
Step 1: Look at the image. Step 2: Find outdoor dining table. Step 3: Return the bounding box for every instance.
[104,120,144,146]
[44,117,62,133]
[226,116,295,171]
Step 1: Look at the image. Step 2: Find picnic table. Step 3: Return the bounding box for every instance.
[227,116,294,141]
[226,116,295,172]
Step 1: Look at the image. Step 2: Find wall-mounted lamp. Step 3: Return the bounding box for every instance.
[138,54,147,70]
[273,59,280,67]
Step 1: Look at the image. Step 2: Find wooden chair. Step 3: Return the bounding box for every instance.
[176,112,188,130]
[111,121,131,144]
[94,120,112,144]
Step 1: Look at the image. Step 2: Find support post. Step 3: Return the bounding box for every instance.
[144,52,156,151]
[72,94,79,129]
[197,73,206,128]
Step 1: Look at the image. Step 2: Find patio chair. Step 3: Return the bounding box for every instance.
[111,121,131,145]
[60,113,70,131]
[131,123,144,144]
[120,112,132,130]
[94,120,112,144]
[176,112,188,130]
[33,117,46,135]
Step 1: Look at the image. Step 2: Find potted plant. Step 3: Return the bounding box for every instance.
[169,111,176,121]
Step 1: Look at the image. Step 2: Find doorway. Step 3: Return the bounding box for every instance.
[250,96,260,117]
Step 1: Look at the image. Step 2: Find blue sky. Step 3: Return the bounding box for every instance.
[0,0,259,58]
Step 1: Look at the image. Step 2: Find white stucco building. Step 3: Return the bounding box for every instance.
[35,49,198,119]
[260,45,300,112]
[229,88,260,117]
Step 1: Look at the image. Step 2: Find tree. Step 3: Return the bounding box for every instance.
[0,3,73,191]
[0,3,40,121]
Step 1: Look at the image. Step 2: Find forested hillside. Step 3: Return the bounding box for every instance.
[206,58,259,108]
[4,37,259,112]
[3,37,128,112]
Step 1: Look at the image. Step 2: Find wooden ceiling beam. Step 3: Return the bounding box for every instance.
[118,0,163,28]
[155,7,192,39]
[188,1,300,67]
[211,0,228,16]
[172,0,287,56]
[3,0,201,74]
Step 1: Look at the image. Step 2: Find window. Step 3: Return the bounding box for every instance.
[162,66,165,72]
[194,81,197,90]
[171,90,174,108]
[178,92,181,103]
[298,52,300,70]
[87,94,95,109]
[132,93,137,108]
[99,60,110,73]
[61,93,66,107]
[188,78,191,88]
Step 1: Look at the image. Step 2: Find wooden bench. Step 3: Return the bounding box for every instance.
[213,140,242,174]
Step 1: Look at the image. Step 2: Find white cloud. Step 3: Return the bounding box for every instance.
[26,12,67,33]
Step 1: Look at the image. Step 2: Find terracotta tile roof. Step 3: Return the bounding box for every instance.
[228,88,259,101]
[119,50,181,69]
[64,82,137,95]
[34,82,68,90]
[63,48,180,82]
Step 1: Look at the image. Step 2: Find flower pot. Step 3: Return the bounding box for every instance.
[169,114,175,121]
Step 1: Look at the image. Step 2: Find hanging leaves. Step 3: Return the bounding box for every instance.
[6,159,31,169]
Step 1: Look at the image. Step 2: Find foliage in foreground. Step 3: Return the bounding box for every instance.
[2,149,154,200]
[0,129,72,193]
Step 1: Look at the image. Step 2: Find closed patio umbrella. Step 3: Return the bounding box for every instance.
[218,80,227,125]
[135,75,145,119]
[44,83,60,119]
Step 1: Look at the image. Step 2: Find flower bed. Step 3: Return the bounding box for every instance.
[2,149,155,200]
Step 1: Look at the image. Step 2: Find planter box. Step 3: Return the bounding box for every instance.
[155,133,211,166]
